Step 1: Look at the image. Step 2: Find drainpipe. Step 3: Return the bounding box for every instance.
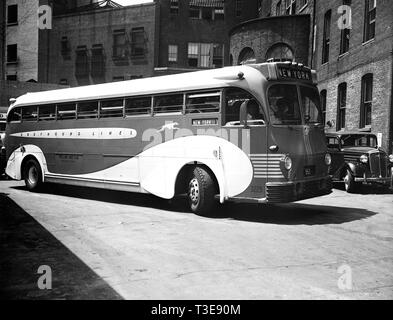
[310,0,317,69]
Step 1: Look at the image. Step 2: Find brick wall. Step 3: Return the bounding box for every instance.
[43,3,158,86]
[315,0,393,152]
[230,15,310,66]
[156,0,260,72]
[5,0,40,81]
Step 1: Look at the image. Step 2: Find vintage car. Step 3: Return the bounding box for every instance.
[326,132,393,192]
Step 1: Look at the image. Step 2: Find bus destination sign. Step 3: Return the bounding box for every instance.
[277,66,312,81]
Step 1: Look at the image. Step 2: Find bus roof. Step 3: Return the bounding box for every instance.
[9,62,316,111]
[10,65,266,109]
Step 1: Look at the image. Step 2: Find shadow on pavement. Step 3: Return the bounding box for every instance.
[0,193,123,300]
[210,202,377,225]
[11,184,377,226]
[333,182,392,194]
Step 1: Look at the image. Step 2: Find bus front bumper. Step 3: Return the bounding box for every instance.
[265,177,332,203]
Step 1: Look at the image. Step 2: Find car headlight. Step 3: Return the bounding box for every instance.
[389,154,393,163]
[360,154,368,164]
[284,156,292,170]
[325,153,332,166]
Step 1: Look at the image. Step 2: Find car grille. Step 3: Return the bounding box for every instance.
[369,152,388,178]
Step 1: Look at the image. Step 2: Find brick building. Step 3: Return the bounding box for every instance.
[0,0,5,81]
[154,0,260,75]
[3,0,42,82]
[229,14,310,66]
[41,1,158,86]
[314,0,393,153]
[240,0,393,153]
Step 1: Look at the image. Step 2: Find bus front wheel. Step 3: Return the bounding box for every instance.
[23,159,42,191]
[188,166,217,215]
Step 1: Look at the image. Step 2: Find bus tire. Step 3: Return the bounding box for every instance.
[188,166,217,215]
[344,169,358,193]
[23,158,42,191]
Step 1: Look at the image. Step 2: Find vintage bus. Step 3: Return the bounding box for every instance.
[5,61,332,214]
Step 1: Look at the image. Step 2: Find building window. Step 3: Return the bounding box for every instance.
[364,0,376,42]
[266,43,294,61]
[322,10,331,64]
[320,89,327,126]
[188,43,224,68]
[213,8,225,20]
[340,0,351,54]
[59,79,68,85]
[6,74,17,81]
[7,5,18,25]
[75,46,89,78]
[61,36,71,59]
[337,83,347,131]
[113,29,128,60]
[113,76,125,82]
[170,0,179,14]
[238,47,255,65]
[7,44,17,63]
[360,74,373,128]
[285,0,296,15]
[131,27,146,58]
[189,6,201,19]
[235,0,243,17]
[168,45,178,62]
[276,1,282,15]
[91,44,105,77]
[213,44,224,68]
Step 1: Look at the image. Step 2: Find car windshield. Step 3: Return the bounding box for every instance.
[340,135,378,148]
[268,84,322,125]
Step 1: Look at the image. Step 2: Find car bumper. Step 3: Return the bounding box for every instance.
[265,177,333,203]
[354,176,392,185]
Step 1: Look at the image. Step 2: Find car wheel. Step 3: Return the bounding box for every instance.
[344,169,359,193]
[188,166,217,215]
[24,159,42,191]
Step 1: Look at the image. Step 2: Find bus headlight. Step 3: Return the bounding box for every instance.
[389,154,393,163]
[360,155,368,164]
[284,156,292,170]
[325,153,332,166]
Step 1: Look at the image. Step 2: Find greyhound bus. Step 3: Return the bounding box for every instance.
[5,61,332,214]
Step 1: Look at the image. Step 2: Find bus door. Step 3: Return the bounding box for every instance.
[266,83,326,182]
[223,88,268,199]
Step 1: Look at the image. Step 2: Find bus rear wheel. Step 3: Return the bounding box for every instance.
[188,166,217,215]
[24,159,42,191]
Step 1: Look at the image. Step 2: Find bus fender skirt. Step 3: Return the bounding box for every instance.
[5,144,48,181]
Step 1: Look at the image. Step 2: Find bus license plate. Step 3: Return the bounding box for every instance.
[304,166,315,177]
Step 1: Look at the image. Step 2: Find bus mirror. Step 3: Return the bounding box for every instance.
[239,100,248,127]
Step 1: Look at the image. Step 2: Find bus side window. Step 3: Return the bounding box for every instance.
[185,91,220,114]
[125,97,152,116]
[224,88,265,126]
[57,103,76,120]
[7,107,22,122]
[38,105,56,121]
[154,94,183,115]
[22,106,38,122]
[78,101,98,119]
[100,99,124,118]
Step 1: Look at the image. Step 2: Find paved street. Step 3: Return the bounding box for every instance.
[0,179,392,300]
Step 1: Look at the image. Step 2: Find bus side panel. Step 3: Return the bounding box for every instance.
[138,135,253,200]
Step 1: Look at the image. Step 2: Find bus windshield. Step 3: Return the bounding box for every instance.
[268,84,322,125]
